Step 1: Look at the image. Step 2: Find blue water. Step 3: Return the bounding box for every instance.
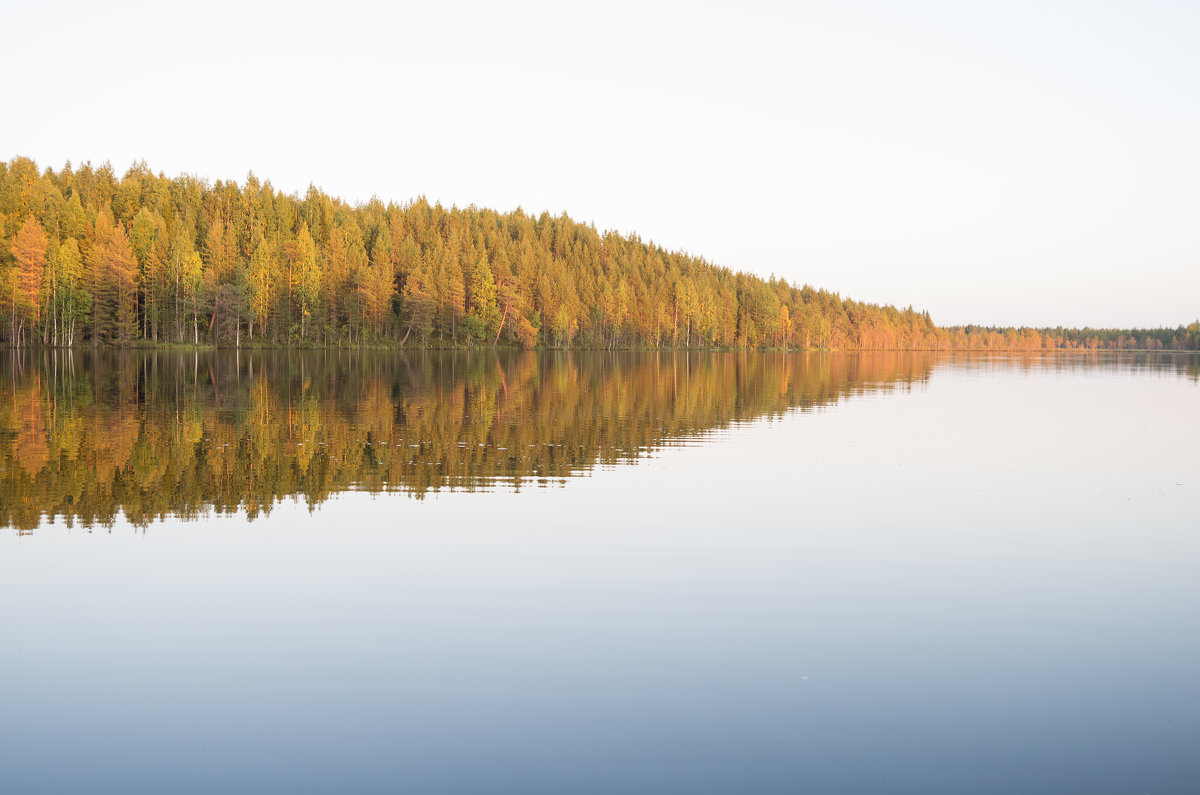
[2,352,1197,793]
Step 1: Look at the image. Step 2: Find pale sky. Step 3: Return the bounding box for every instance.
[3,0,1196,328]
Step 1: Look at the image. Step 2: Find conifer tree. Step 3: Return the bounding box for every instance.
[248,238,275,339]
[291,223,320,340]
[87,207,115,338]
[53,238,88,347]
[10,217,48,345]
[466,252,500,341]
[105,226,139,343]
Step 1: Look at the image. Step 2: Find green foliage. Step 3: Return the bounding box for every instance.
[461,314,486,342]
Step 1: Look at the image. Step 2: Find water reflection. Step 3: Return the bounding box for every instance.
[2,349,1198,794]
[938,350,1200,379]
[1,350,935,529]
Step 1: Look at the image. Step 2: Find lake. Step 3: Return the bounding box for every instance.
[2,349,1197,794]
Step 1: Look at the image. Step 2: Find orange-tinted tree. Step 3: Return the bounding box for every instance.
[9,217,48,345]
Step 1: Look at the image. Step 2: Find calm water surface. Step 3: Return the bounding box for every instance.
[2,350,1197,794]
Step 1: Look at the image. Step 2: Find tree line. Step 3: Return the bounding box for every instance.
[1,157,1196,351]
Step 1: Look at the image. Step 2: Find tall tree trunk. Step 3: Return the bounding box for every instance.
[493,304,509,347]
[207,294,220,340]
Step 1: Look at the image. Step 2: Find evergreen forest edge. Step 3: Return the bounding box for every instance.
[2,157,1196,352]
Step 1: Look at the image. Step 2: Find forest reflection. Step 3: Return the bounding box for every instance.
[2,349,941,529]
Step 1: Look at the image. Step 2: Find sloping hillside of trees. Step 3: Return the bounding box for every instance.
[1,158,1196,350]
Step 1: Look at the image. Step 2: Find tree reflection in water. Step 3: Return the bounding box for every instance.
[2,349,941,529]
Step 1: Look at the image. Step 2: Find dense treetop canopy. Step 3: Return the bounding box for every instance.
[1,158,1195,351]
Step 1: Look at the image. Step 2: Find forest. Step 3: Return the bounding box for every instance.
[1,157,1197,351]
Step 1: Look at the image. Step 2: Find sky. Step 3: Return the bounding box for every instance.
[3,0,1196,328]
